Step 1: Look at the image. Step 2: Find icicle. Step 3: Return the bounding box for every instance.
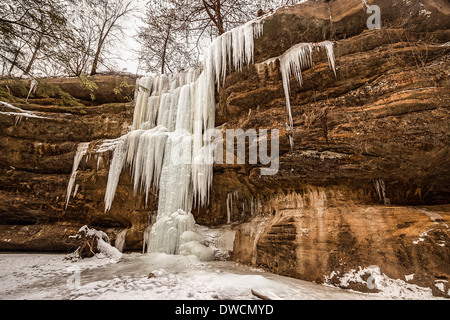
[226,192,232,223]
[146,96,160,128]
[253,19,264,38]
[319,41,337,77]
[73,184,79,197]
[132,126,169,202]
[221,31,232,84]
[156,93,172,128]
[192,143,215,207]
[175,84,193,132]
[65,142,89,209]
[132,77,152,130]
[374,179,390,205]
[125,129,145,169]
[157,74,170,96]
[97,155,103,169]
[114,228,128,252]
[213,36,223,91]
[280,41,336,148]
[104,136,128,212]
[232,26,245,71]
[244,21,256,65]
[167,87,181,131]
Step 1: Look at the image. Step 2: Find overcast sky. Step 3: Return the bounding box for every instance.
[107,0,146,75]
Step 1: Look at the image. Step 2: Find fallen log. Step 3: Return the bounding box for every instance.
[251,289,272,300]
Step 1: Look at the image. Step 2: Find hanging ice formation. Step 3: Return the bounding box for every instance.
[65,12,338,259]
[102,19,264,257]
[114,228,128,252]
[280,41,336,149]
[65,142,89,209]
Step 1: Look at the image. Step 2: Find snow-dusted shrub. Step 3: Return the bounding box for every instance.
[68,225,123,262]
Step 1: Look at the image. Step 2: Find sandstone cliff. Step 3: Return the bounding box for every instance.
[0,0,449,297]
[208,0,450,297]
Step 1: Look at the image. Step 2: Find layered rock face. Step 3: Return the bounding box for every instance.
[204,0,450,296]
[0,0,449,296]
[0,98,150,251]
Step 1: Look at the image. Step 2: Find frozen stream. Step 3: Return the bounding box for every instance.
[0,252,377,300]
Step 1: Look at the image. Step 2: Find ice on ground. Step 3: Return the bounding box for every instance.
[405,274,414,281]
[324,266,441,300]
[96,238,123,262]
[178,241,215,262]
[434,281,446,293]
[0,253,446,300]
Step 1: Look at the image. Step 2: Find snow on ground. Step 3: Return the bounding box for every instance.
[323,266,444,299]
[0,253,443,300]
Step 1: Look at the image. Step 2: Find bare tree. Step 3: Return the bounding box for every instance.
[177,0,257,40]
[23,5,68,75]
[47,0,135,77]
[138,0,263,74]
[0,0,69,76]
[51,3,98,77]
[88,0,135,75]
[138,1,198,74]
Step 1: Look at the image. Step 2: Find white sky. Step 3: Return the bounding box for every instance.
[106,0,147,75]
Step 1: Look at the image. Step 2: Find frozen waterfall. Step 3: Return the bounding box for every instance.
[102,19,265,259]
[65,13,337,260]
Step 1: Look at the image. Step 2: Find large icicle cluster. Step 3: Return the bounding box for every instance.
[102,19,265,258]
[65,11,338,259]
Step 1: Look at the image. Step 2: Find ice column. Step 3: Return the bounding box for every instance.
[84,19,265,257]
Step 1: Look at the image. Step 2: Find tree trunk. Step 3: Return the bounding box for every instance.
[1,60,6,76]
[7,43,24,75]
[214,0,225,35]
[202,0,225,35]
[25,35,42,74]
[8,54,18,75]
[160,26,171,75]
[90,35,104,76]
[90,47,101,76]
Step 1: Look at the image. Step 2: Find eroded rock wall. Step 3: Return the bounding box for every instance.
[0,100,151,251]
[0,0,449,296]
[200,0,450,296]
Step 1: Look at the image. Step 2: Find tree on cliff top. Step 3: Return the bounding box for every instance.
[87,0,136,75]
[138,1,198,75]
[0,0,69,76]
[0,0,136,77]
[138,0,262,74]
